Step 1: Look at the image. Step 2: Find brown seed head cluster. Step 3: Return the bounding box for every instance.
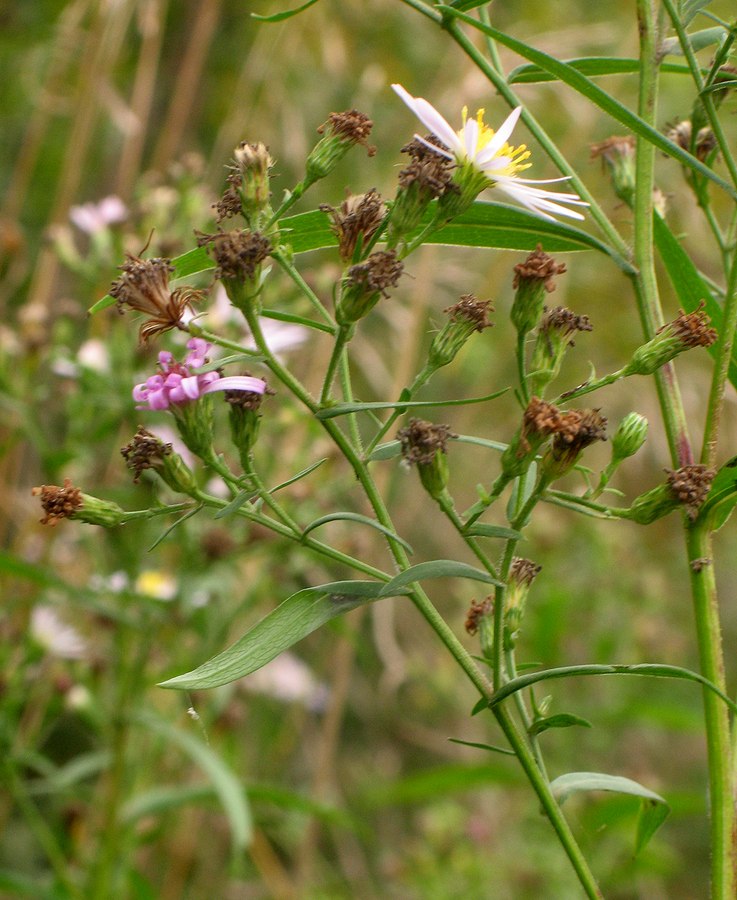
[120,426,173,483]
[539,306,592,340]
[520,397,565,451]
[320,189,387,261]
[444,294,494,332]
[398,418,457,466]
[398,134,455,198]
[32,478,83,525]
[513,245,566,294]
[109,255,202,343]
[318,109,376,156]
[660,304,717,349]
[666,464,715,519]
[346,249,404,298]
[550,408,607,456]
[197,229,272,281]
[465,597,492,636]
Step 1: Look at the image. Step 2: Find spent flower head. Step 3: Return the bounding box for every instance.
[320,189,387,262]
[622,304,717,376]
[32,479,126,527]
[511,246,567,336]
[305,109,376,184]
[392,84,588,222]
[109,254,204,343]
[428,294,494,370]
[336,249,404,325]
[398,418,457,500]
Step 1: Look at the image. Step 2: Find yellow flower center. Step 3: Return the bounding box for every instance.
[458,107,532,178]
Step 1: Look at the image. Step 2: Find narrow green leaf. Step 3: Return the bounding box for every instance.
[270,458,328,493]
[378,560,501,598]
[454,434,508,453]
[529,713,592,736]
[438,6,737,201]
[680,1,718,27]
[447,0,489,10]
[551,771,669,855]
[464,523,524,541]
[448,737,516,756]
[261,308,334,334]
[135,713,252,849]
[488,663,737,715]
[653,213,737,391]
[508,57,695,84]
[699,455,737,530]
[367,440,402,461]
[213,490,255,519]
[251,0,321,22]
[662,25,727,54]
[302,512,413,554]
[159,581,391,690]
[316,388,508,419]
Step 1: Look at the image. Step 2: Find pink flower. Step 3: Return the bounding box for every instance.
[69,196,128,234]
[133,338,267,411]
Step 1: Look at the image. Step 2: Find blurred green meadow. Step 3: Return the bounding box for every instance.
[2,1,737,897]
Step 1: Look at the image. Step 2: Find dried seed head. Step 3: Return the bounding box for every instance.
[590,135,636,203]
[196,229,272,282]
[541,408,608,481]
[320,189,387,261]
[666,464,715,519]
[398,418,456,466]
[624,304,717,376]
[306,109,376,182]
[337,249,404,324]
[511,246,567,335]
[32,478,83,525]
[428,294,494,370]
[121,426,173,483]
[109,255,202,343]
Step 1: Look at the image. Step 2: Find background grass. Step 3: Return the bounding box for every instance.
[2,1,737,897]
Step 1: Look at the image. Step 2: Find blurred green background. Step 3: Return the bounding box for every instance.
[2,1,737,897]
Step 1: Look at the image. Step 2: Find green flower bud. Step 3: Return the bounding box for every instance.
[610,412,648,463]
[226,382,267,470]
[510,246,566,336]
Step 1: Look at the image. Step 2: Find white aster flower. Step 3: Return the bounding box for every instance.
[392,84,588,222]
[31,606,88,660]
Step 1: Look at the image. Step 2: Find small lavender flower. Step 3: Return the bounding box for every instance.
[132,338,267,411]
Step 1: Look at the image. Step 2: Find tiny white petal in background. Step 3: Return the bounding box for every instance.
[77,339,110,373]
[69,195,128,235]
[31,606,89,660]
[240,652,330,712]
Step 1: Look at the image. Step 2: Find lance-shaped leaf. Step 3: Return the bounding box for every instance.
[159,581,393,691]
[550,771,669,855]
[378,560,501,598]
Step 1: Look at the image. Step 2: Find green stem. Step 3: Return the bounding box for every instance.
[686,521,736,900]
[271,249,334,325]
[701,253,737,467]
[366,363,434,456]
[321,324,354,404]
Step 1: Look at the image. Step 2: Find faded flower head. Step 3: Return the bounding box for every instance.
[511,246,567,336]
[216,141,274,224]
[109,255,204,343]
[321,189,387,261]
[69,195,127,235]
[197,229,272,283]
[32,479,126,527]
[305,109,376,183]
[392,84,588,221]
[428,294,494,370]
[626,464,716,524]
[529,306,592,395]
[337,249,404,325]
[398,418,457,500]
[623,304,717,376]
[542,407,608,480]
[590,136,636,203]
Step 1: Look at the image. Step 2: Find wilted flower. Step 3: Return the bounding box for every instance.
[392,84,588,221]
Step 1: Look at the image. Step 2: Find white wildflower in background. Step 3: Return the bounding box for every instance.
[392,84,588,222]
[240,652,330,712]
[31,606,88,660]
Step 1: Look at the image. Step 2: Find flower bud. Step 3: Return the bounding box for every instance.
[622,305,717,376]
[610,412,648,463]
[510,246,566,336]
[231,141,274,224]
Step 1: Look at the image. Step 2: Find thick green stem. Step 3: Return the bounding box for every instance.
[687,522,736,900]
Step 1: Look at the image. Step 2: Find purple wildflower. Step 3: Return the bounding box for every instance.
[133,338,266,411]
